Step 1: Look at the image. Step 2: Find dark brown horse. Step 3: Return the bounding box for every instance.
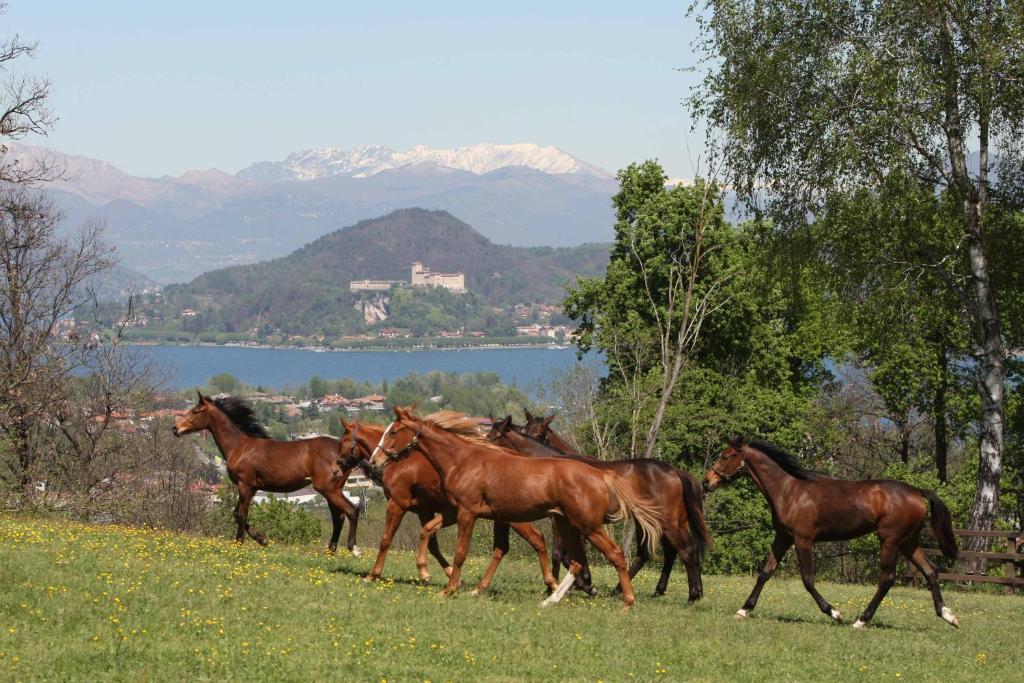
[704,436,959,628]
[370,407,665,608]
[173,393,360,553]
[490,416,708,601]
[340,419,557,594]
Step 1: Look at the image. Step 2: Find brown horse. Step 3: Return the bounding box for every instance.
[370,407,665,608]
[340,419,557,594]
[172,393,359,553]
[704,436,959,628]
[490,416,708,602]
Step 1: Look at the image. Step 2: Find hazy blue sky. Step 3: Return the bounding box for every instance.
[6,2,707,178]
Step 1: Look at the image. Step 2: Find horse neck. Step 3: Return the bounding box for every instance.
[743,448,799,504]
[205,407,245,459]
[505,430,561,457]
[544,430,578,455]
[412,422,472,478]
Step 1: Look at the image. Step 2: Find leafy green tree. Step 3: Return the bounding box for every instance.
[692,0,1024,539]
[208,372,241,395]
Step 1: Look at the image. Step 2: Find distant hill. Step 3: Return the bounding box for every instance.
[154,209,609,338]
[7,143,619,284]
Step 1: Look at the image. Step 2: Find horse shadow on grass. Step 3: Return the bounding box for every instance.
[765,614,912,631]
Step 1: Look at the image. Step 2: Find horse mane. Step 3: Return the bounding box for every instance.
[748,441,827,481]
[212,396,270,439]
[422,411,516,455]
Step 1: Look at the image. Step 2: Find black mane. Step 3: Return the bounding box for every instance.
[212,396,270,438]
[749,441,825,481]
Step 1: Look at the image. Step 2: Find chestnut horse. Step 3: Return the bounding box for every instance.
[370,407,665,608]
[173,393,360,553]
[340,419,557,594]
[490,416,708,602]
[704,436,959,628]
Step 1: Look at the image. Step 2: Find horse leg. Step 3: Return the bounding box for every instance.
[320,487,361,555]
[585,527,635,609]
[442,509,477,596]
[416,513,448,581]
[654,536,679,598]
[795,540,842,622]
[423,511,455,578]
[620,521,651,587]
[236,485,267,546]
[325,500,342,554]
[902,544,958,628]
[852,541,899,628]
[506,522,557,593]
[542,519,586,606]
[667,521,701,602]
[365,499,405,582]
[737,533,792,618]
[472,522,511,595]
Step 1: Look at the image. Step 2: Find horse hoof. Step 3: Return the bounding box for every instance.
[852,619,866,629]
[941,607,959,628]
[419,574,431,583]
[362,575,377,583]
[469,588,482,596]
[652,591,666,598]
[349,546,361,557]
[830,608,843,623]
[735,608,749,619]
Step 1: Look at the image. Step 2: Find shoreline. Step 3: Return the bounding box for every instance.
[123,340,575,354]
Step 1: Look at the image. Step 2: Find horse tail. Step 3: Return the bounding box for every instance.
[920,488,958,560]
[605,473,663,557]
[679,470,711,561]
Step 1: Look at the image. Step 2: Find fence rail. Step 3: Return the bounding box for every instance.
[906,528,1023,593]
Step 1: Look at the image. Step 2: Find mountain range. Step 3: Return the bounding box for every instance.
[6,142,618,284]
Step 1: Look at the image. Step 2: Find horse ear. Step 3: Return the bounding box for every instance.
[543,415,555,427]
[525,408,535,422]
[340,419,353,432]
[393,405,404,418]
[727,434,746,449]
[197,390,205,402]
[499,415,512,432]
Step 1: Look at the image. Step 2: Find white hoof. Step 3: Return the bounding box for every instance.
[735,608,749,619]
[469,589,481,596]
[941,606,959,628]
[852,619,866,629]
[830,608,843,623]
[350,546,361,557]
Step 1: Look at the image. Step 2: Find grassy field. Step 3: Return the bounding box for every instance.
[0,515,1021,682]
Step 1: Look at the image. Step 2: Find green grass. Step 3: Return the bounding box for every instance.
[0,515,1020,682]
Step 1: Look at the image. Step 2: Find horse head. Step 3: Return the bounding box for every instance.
[173,391,214,437]
[704,435,749,492]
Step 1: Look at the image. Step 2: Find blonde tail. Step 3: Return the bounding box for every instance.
[605,473,663,556]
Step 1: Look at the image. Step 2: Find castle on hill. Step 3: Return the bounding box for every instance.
[350,261,466,293]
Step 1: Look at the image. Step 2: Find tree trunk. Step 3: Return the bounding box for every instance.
[963,202,1006,562]
[933,338,948,483]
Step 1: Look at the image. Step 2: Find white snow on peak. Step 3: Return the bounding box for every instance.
[238,143,611,181]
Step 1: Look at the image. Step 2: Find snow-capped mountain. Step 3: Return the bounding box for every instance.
[3,142,618,283]
[237,143,611,182]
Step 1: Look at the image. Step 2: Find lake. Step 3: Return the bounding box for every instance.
[131,344,597,392]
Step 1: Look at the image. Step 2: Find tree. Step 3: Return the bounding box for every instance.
[0,2,58,185]
[566,162,737,458]
[691,0,1024,544]
[813,174,980,481]
[0,189,113,488]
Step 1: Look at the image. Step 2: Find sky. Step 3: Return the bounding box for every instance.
[5,1,708,179]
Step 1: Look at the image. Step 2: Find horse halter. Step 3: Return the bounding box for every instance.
[710,455,747,483]
[375,422,424,463]
[340,424,362,469]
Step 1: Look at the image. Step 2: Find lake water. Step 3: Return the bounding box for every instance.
[131,344,597,392]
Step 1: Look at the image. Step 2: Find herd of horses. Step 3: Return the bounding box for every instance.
[173,392,960,628]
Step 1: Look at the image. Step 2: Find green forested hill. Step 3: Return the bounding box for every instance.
[153,209,610,338]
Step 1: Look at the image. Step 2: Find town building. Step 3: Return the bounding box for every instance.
[349,279,402,292]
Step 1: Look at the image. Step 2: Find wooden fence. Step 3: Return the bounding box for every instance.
[906,529,1024,594]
